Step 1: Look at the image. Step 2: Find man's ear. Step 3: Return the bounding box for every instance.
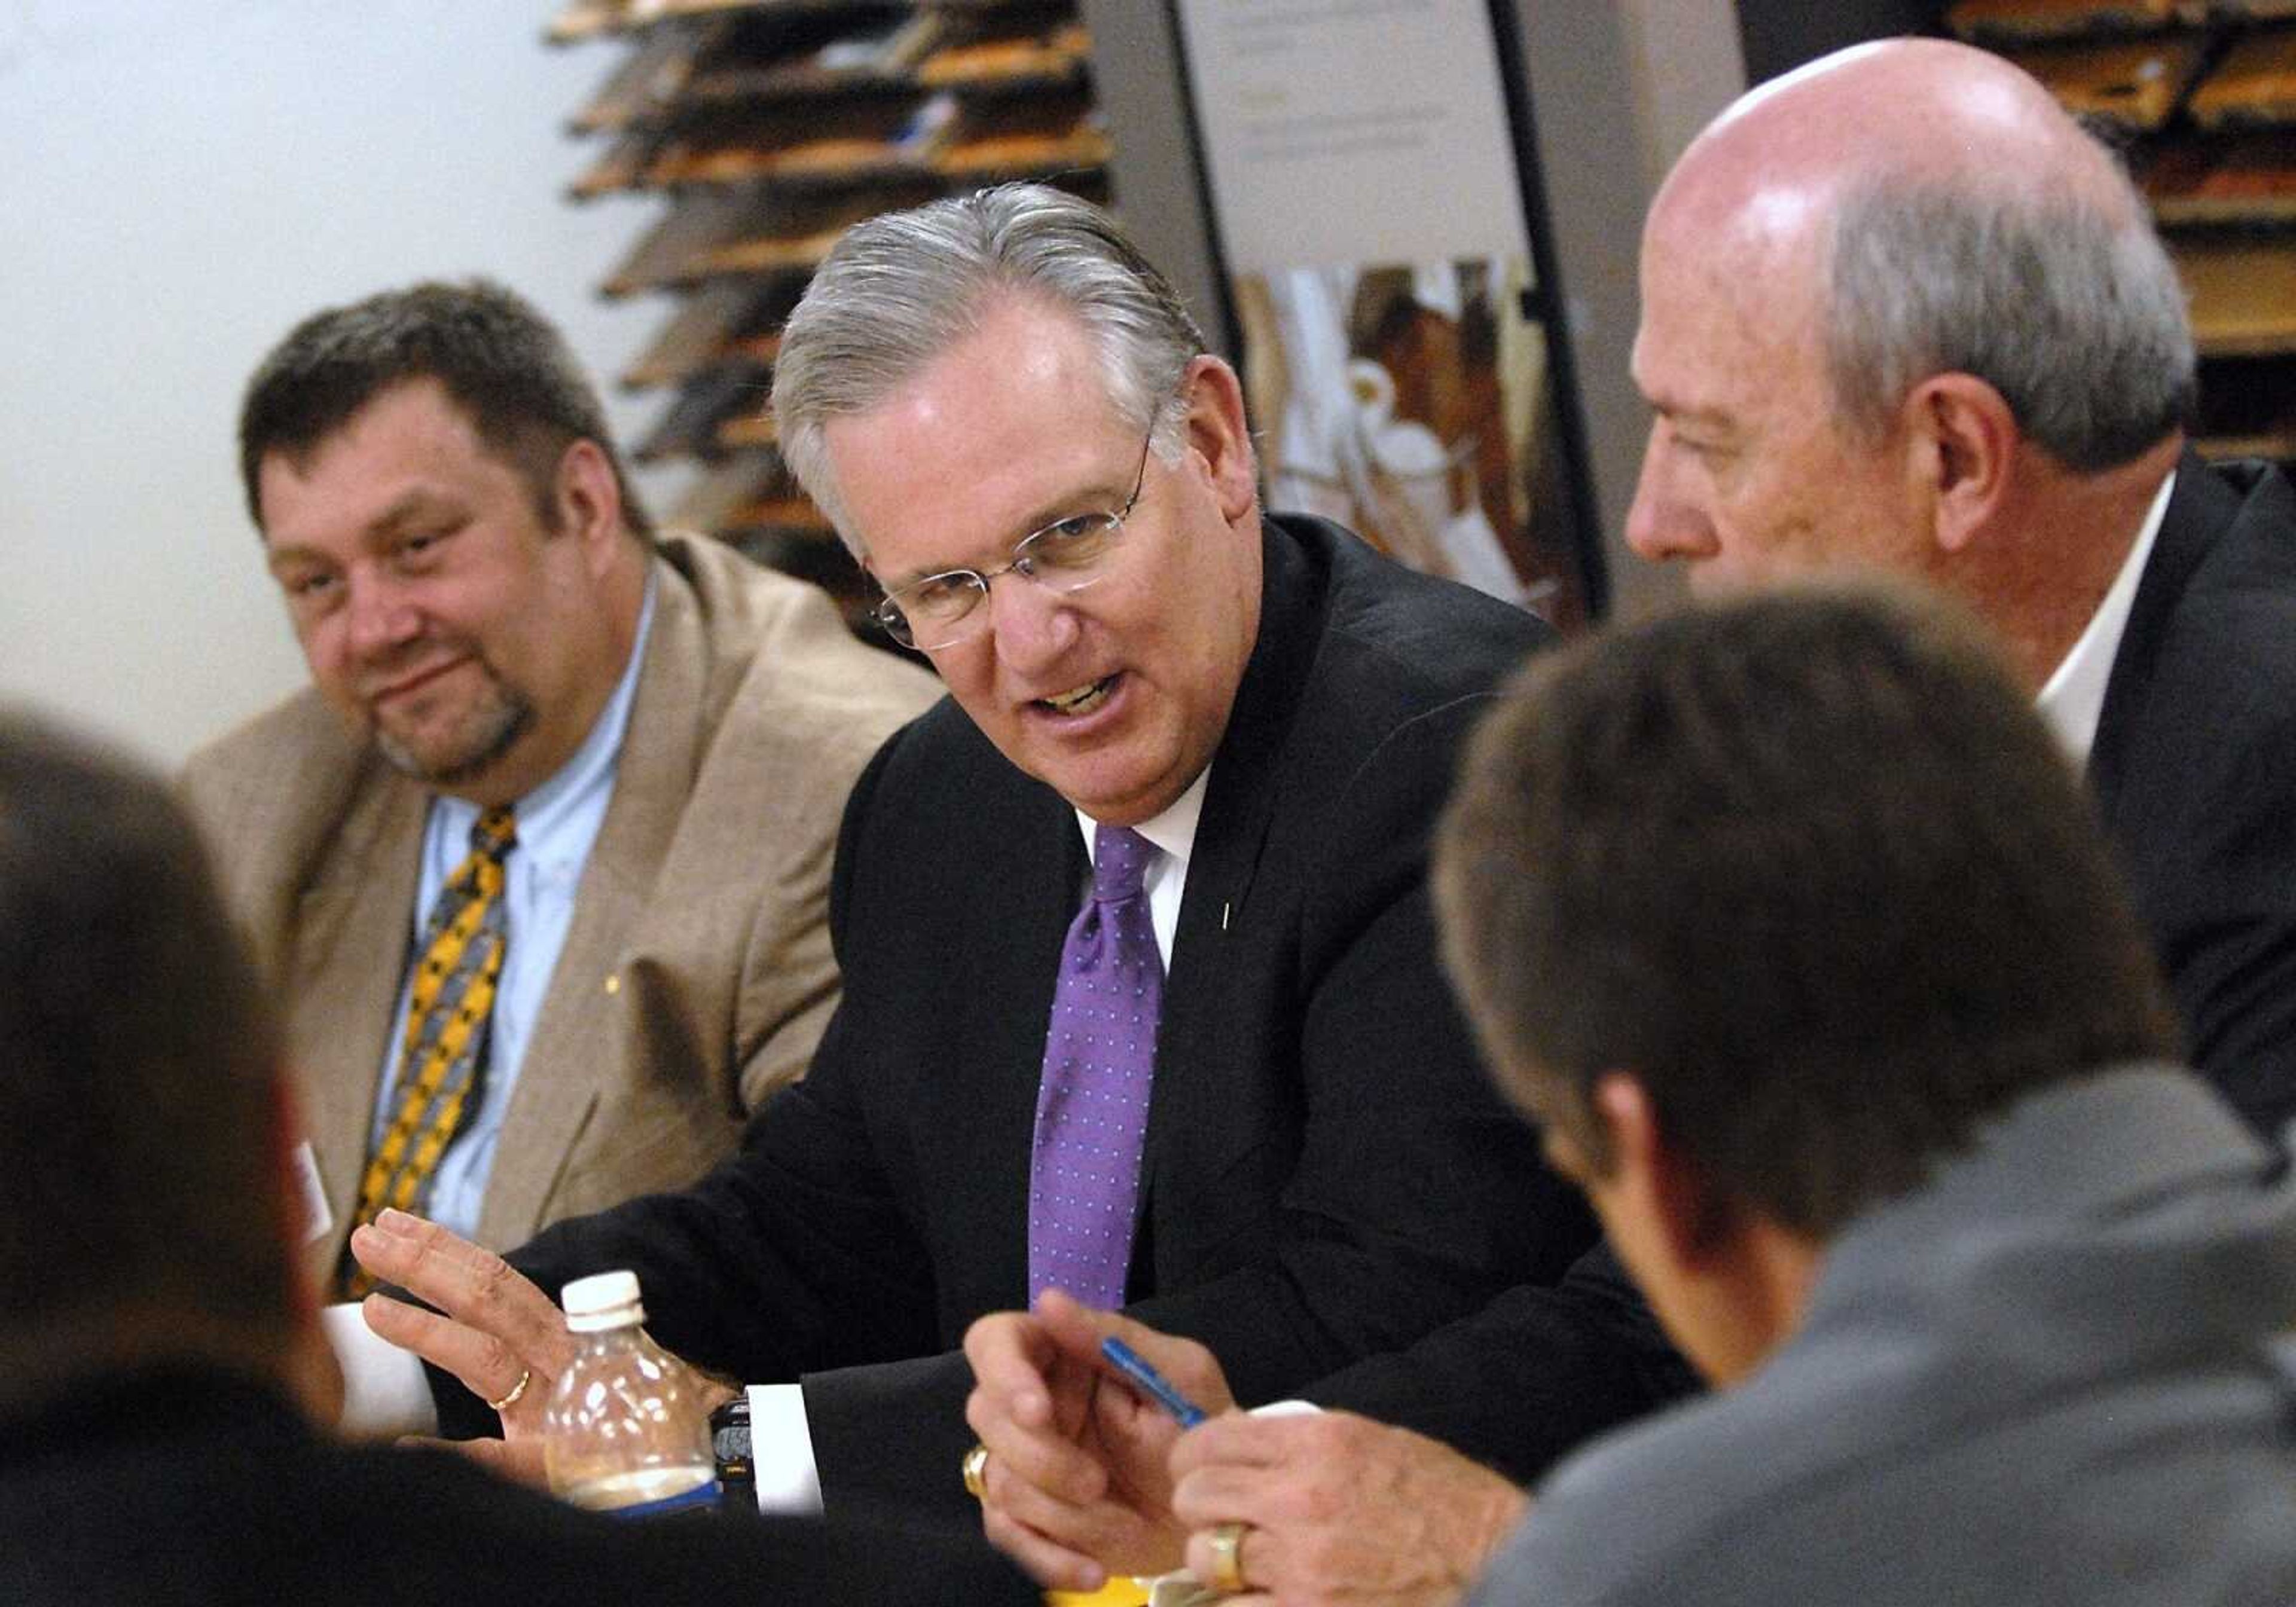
[552,438,626,573]
[1589,1071,1733,1267]
[1180,355,1259,523]
[1901,373,2017,556]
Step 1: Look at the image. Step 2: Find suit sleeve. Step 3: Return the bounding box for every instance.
[2133,702,2296,1139]
[1306,1241,1703,1487]
[2107,544,2296,1141]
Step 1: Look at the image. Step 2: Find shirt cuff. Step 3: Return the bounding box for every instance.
[320,1301,439,1440]
[746,1382,824,1514]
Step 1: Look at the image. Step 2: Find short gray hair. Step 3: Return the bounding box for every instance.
[1822,172,2194,473]
[773,184,1207,553]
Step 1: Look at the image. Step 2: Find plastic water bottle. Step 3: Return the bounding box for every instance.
[542,1270,720,1517]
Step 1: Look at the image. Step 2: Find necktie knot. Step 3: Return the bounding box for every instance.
[451,807,518,898]
[1091,824,1153,903]
[471,806,518,862]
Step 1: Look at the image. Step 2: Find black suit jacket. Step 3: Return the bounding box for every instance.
[468,514,1609,1519]
[2091,454,2296,1138]
[0,1364,1033,1606]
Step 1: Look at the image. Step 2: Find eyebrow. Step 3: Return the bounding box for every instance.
[1629,347,1735,432]
[262,488,459,572]
[1639,384,1736,431]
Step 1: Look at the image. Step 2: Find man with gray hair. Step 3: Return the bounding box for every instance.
[958,37,2296,1603]
[347,184,1657,1522]
[1622,38,2296,1139]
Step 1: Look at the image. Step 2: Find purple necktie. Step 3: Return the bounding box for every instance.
[1028,823,1164,1310]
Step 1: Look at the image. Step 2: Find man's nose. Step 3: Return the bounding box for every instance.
[343,570,422,658]
[983,572,1080,677]
[1625,427,1716,564]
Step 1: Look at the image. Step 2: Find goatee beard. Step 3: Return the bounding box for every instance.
[376,691,535,789]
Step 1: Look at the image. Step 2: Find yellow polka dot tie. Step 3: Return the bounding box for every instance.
[337,806,516,1299]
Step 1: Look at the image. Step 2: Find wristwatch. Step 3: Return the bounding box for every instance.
[710,1396,754,1513]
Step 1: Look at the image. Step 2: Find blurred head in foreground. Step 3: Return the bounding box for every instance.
[0,712,320,1412]
[1434,583,2176,1382]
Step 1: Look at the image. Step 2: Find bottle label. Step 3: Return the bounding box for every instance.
[604,1479,723,1520]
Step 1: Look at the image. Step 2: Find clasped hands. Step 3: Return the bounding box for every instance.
[962,1292,1528,1607]
[346,1208,734,1484]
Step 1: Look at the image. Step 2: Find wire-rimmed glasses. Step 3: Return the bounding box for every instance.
[872,427,1157,651]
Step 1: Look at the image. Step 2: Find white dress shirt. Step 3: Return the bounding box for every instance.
[2035,472,2173,763]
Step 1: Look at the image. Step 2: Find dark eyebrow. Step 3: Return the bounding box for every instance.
[261,488,458,575]
[364,487,458,539]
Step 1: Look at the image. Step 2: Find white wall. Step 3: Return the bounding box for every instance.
[0,1,676,765]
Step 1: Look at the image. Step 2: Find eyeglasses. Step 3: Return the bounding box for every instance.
[872,427,1156,651]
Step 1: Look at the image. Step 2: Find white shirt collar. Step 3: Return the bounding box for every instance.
[1073,765,1211,870]
[2035,469,2174,764]
[1071,769,1209,967]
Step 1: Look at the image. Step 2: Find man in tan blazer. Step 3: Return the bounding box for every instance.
[183,280,936,1292]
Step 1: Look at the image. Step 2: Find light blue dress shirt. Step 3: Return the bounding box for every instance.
[365,577,657,1241]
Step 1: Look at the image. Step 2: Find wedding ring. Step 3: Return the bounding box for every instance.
[1207,1521,1251,1594]
[485,1366,532,1413]
[961,1442,991,1500]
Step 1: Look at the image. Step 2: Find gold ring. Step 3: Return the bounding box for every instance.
[1207,1520,1250,1594]
[961,1442,991,1501]
[485,1366,532,1413]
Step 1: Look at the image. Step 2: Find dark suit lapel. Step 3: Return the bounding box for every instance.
[2091,452,2234,820]
[480,557,707,1247]
[1138,521,1332,1264]
[1168,522,1328,967]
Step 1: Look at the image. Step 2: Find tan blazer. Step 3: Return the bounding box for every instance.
[182,535,938,1279]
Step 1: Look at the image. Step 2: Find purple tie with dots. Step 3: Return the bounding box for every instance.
[1027,823,1164,1311]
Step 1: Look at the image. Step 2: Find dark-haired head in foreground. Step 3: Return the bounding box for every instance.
[0,710,1037,1604]
[0,712,306,1405]
[1436,581,2177,1382]
[1435,582,2296,1607]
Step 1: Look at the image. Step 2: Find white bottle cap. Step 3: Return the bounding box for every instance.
[561,1270,646,1333]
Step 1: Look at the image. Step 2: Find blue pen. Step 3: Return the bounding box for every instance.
[1100,1336,1210,1427]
